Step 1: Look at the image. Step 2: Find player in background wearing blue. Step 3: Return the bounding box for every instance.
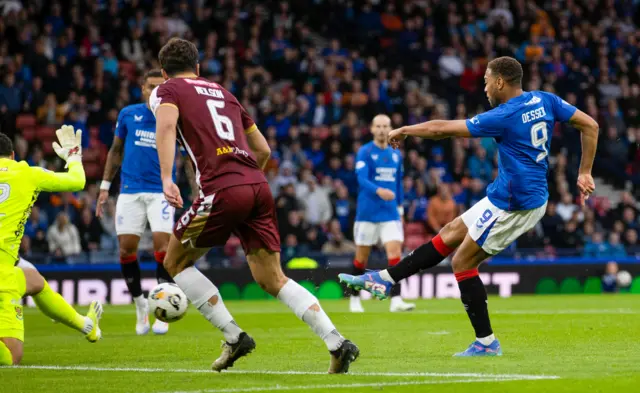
[96,70,181,336]
[340,57,599,356]
[349,114,415,313]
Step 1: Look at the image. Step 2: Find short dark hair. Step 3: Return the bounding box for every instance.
[0,133,13,157]
[158,38,198,76]
[144,69,163,81]
[488,57,523,86]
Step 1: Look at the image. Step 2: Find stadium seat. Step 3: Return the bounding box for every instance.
[405,222,426,236]
[35,126,56,141]
[21,127,36,141]
[405,234,426,251]
[16,114,36,129]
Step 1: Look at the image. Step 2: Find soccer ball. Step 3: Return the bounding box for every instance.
[616,270,633,288]
[148,283,188,323]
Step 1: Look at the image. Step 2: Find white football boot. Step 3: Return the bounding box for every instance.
[389,296,416,312]
[152,319,169,335]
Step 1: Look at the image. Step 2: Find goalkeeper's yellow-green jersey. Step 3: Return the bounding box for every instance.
[0,158,85,268]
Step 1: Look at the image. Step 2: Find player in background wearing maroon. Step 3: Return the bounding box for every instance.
[151,38,359,373]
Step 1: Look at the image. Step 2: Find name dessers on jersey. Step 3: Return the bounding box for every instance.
[466,90,577,211]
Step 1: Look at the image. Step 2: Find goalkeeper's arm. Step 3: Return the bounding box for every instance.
[34,125,86,192]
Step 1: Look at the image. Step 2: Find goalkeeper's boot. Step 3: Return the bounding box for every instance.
[328,340,360,374]
[339,271,392,300]
[85,301,103,343]
[454,339,502,357]
[212,332,256,372]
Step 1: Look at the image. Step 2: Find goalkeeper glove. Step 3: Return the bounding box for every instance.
[52,125,82,167]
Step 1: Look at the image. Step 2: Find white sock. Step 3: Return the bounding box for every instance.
[174,267,243,343]
[379,269,396,284]
[477,334,496,346]
[277,279,344,351]
[133,295,147,309]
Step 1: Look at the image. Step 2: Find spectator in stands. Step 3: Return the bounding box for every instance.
[303,177,332,226]
[46,212,81,262]
[321,219,356,255]
[556,192,581,222]
[426,183,456,234]
[467,146,493,184]
[602,261,619,293]
[76,207,103,253]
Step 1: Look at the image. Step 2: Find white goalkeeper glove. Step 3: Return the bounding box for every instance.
[52,125,82,167]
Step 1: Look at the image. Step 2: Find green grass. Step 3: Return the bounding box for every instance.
[2,295,640,393]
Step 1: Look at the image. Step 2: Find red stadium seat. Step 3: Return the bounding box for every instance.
[404,234,425,251]
[16,114,36,129]
[405,222,426,236]
[21,127,36,142]
[36,126,56,141]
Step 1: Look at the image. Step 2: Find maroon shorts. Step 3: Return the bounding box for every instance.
[174,182,281,253]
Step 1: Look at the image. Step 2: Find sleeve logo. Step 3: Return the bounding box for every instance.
[470,116,480,125]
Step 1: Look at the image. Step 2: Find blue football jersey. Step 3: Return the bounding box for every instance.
[355,141,404,222]
[115,103,176,194]
[466,91,577,211]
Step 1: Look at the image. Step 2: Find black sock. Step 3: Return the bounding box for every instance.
[387,241,447,283]
[121,261,142,298]
[390,283,401,297]
[458,276,493,338]
[348,263,365,296]
[156,263,174,284]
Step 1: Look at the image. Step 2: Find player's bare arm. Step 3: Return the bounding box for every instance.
[567,109,599,204]
[245,128,271,170]
[183,157,199,198]
[388,120,472,148]
[96,136,124,217]
[155,104,183,208]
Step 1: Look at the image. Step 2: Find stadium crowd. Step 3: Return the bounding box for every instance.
[1,0,640,264]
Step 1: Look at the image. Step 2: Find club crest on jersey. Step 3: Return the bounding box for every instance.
[371,154,379,160]
[392,153,399,163]
[15,306,23,320]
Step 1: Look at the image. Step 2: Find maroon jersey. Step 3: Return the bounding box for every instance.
[152,77,266,195]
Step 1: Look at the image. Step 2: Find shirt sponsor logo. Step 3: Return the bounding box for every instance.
[216,146,249,157]
[134,129,157,148]
[374,167,396,182]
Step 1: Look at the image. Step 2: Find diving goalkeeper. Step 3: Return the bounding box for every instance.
[0,126,103,366]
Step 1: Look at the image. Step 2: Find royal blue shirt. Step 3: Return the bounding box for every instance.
[115,103,176,194]
[466,91,577,211]
[355,141,404,222]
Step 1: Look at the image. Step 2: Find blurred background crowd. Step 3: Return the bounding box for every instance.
[1,0,640,264]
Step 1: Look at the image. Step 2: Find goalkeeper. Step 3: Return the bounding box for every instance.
[0,126,103,366]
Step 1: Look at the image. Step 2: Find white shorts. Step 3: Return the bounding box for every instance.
[461,197,546,255]
[116,193,175,236]
[353,221,404,247]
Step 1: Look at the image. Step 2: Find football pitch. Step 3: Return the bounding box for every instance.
[2,295,639,393]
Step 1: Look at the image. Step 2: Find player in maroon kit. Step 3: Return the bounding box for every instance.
[150,38,359,373]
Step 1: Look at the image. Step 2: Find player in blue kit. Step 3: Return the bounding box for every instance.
[340,57,599,356]
[348,114,415,313]
[96,70,181,336]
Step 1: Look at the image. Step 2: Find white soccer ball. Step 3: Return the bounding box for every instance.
[616,270,633,288]
[148,283,189,323]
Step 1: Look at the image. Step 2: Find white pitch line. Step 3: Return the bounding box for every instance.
[26,308,637,316]
[158,377,558,393]
[5,365,560,380]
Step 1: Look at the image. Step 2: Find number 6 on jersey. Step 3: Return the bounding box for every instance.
[207,100,235,141]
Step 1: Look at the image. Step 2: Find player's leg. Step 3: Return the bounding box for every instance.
[241,183,358,373]
[246,248,358,373]
[451,199,546,356]
[22,267,102,342]
[339,216,466,299]
[147,193,177,335]
[0,266,25,365]
[349,241,371,312]
[380,220,416,311]
[115,194,149,335]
